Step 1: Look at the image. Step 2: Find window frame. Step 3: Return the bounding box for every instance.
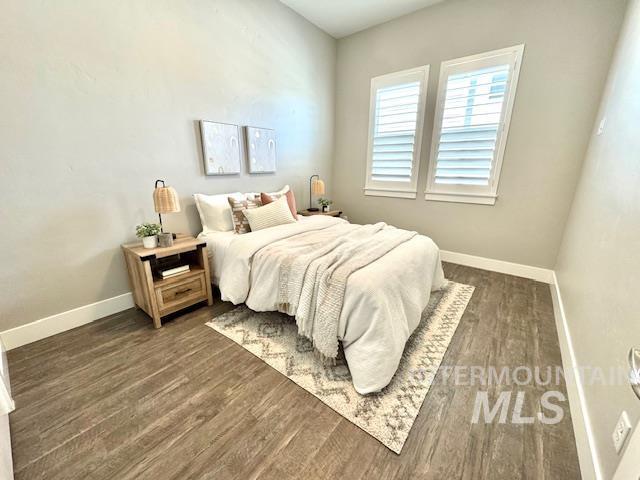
[425,45,524,205]
[364,65,430,199]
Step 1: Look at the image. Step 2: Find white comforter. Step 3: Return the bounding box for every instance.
[217,216,445,394]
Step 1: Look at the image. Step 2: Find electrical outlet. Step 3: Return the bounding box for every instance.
[612,411,632,454]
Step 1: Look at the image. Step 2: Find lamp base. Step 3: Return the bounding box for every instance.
[307,207,320,212]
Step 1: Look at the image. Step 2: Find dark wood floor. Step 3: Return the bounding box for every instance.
[7,264,580,479]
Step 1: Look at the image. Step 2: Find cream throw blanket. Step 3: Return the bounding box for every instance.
[259,222,417,359]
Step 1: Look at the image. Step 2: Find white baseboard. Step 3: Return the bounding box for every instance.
[0,293,134,351]
[440,250,554,283]
[1,251,550,350]
[550,272,601,480]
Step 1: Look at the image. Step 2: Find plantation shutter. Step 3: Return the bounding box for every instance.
[365,66,429,199]
[370,82,420,183]
[434,65,509,186]
[426,46,524,204]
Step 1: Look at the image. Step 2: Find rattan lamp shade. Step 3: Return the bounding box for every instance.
[311,178,325,195]
[153,185,181,213]
[308,174,326,211]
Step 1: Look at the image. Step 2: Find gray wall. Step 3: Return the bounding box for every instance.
[555,0,640,477]
[0,0,336,330]
[333,0,626,268]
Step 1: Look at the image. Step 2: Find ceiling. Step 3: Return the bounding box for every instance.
[280,0,444,38]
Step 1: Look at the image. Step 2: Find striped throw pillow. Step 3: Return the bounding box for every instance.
[242,196,296,232]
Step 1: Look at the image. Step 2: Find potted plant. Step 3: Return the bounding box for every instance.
[317,198,333,213]
[136,223,161,249]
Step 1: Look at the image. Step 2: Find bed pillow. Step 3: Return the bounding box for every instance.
[228,196,262,234]
[193,192,244,233]
[242,196,296,232]
[260,189,298,219]
[245,184,289,201]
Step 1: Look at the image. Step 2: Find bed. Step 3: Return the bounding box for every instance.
[198,214,445,394]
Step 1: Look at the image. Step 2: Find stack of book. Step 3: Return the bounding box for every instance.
[160,265,190,279]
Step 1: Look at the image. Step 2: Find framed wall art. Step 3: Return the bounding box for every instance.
[200,120,241,175]
[245,126,276,173]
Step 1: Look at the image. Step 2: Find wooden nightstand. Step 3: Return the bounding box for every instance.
[121,234,213,328]
[298,209,342,217]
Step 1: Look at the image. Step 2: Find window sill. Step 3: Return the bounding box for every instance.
[364,188,417,199]
[424,192,497,205]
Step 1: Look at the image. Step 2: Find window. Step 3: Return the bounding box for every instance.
[425,45,524,205]
[364,66,429,199]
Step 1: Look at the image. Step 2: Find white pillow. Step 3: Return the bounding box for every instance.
[193,192,244,233]
[244,184,289,201]
[242,196,296,232]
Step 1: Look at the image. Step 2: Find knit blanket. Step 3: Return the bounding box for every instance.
[259,222,417,359]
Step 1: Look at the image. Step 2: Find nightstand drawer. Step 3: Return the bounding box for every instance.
[155,273,207,314]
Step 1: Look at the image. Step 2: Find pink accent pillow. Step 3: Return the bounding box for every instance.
[261,190,298,219]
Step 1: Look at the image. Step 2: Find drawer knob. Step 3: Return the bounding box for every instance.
[175,288,192,295]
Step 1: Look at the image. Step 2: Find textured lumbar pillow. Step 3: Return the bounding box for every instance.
[260,189,298,219]
[227,196,262,234]
[242,196,296,232]
[194,192,244,232]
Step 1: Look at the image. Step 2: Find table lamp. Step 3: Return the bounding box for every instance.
[308,174,325,211]
[153,179,180,245]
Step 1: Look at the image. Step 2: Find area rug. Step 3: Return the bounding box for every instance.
[205,281,474,453]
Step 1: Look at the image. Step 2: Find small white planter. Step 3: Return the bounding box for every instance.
[142,235,158,249]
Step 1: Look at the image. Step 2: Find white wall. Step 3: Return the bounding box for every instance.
[0,0,336,330]
[555,0,640,477]
[333,0,626,268]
